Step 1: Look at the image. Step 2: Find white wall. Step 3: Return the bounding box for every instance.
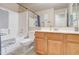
[9,11,19,37]
[0,7,19,39]
[36,8,54,27]
[0,6,29,38]
[0,6,34,39]
[18,11,28,37]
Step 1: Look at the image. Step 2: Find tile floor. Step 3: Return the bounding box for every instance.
[8,47,36,55]
[7,42,36,55]
[25,48,36,55]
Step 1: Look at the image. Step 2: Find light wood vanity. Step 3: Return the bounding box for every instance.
[35,31,79,55]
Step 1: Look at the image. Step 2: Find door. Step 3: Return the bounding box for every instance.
[48,40,64,55]
[66,42,79,55]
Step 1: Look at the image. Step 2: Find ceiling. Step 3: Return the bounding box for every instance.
[0,3,69,12]
[20,3,69,12]
[0,3,19,12]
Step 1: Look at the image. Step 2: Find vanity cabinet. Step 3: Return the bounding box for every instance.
[35,38,45,54]
[48,40,64,55]
[66,42,79,54]
[47,33,64,55]
[66,34,79,55]
[35,32,79,55]
[35,32,47,54]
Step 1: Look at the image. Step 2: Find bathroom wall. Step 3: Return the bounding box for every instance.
[0,4,29,38]
[9,10,19,37]
[18,10,28,36]
[0,6,19,39]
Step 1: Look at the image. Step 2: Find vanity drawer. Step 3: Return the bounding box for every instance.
[35,32,45,38]
[46,33,64,41]
[67,34,79,42]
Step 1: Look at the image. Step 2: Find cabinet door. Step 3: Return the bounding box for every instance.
[48,40,64,55]
[35,38,47,54]
[66,42,79,55]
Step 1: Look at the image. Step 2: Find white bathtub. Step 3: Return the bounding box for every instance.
[14,35,34,54]
[2,38,34,55]
[1,38,21,55]
[1,31,35,55]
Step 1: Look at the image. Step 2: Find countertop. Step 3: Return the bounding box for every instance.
[35,30,79,34]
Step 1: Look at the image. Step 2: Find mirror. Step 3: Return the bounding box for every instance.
[77,3,79,29]
[72,3,78,27]
[54,8,67,27]
[54,3,79,30]
[71,3,79,31]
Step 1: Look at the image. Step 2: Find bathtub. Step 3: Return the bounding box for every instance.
[1,38,34,55]
[2,43,21,55]
[1,31,35,55]
[16,31,35,45]
[14,35,34,54]
[16,31,35,54]
[1,37,21,55]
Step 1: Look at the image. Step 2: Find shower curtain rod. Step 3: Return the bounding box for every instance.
[17,3,38,15]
